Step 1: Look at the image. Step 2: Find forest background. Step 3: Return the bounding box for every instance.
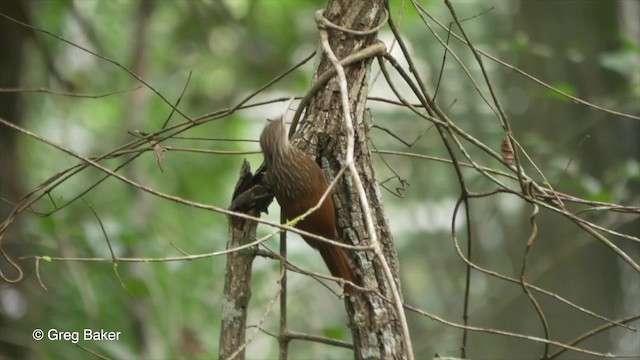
[0,0,639,359]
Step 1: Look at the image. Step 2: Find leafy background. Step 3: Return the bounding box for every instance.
[1,0,638,359]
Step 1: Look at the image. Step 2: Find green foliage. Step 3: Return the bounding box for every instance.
[5,0,637,359]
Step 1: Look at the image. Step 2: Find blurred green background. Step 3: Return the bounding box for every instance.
[0,0,638,359]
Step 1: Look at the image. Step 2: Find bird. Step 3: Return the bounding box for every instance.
[259,116,357,294]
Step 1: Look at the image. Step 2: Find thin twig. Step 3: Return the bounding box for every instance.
[416,4,640,122]
[224,270,284,360]
[518,204,550,358]
[0,86,141,98]
[0,13,195,122]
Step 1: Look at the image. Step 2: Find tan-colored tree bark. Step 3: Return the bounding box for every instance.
[219,160,272,359]
[293,0,409,358]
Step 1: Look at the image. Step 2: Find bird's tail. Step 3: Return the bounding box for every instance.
[309,237,358,294]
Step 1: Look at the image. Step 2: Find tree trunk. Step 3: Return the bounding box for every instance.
[294,0,409,358]
[0,1,29,358]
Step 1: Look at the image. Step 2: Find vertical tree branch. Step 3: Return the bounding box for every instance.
[219,161,272,359]
[295,0,410,358]
[278,212,289,360]
[316,13,414,360]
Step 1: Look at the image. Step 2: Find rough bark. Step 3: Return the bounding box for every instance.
[293,0,408,358]
[219,160,272,359]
